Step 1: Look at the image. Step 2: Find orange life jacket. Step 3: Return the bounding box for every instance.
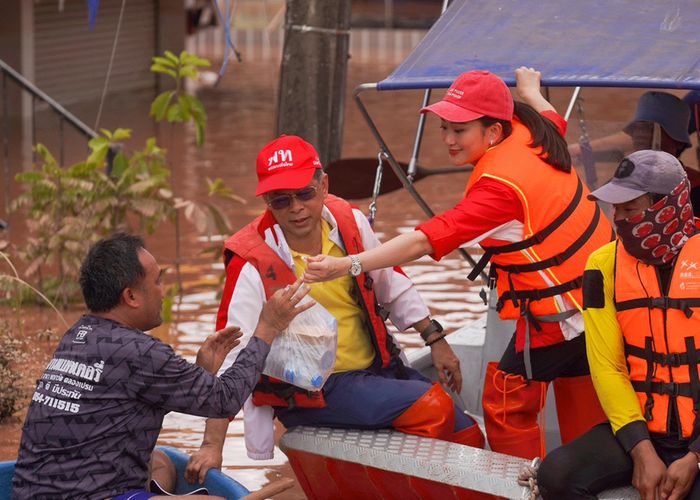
[615,235,700,439]
[223,195,403,408]
[465,119,613,324]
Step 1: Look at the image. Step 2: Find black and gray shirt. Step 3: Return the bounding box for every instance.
[12,315,269,499]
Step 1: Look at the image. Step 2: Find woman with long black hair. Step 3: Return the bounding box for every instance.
[305,67,612,459]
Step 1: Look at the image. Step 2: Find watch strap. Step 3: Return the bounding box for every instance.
[420,319,443,342]
[348,254,362,276]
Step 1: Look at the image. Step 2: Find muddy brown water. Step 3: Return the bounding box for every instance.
[2,43,698,498]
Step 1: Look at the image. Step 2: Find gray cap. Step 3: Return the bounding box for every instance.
[622,91,691,147]
[588,150,687,204]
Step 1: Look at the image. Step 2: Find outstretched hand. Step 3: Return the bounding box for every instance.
[196,326,242,374]
[255,278,316,344]
[303,255,351,283]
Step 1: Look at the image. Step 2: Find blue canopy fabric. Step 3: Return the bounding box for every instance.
[378,0,700,91]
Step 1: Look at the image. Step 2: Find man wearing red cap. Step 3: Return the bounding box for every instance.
[185,135,484,481]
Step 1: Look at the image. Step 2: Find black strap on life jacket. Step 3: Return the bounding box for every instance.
[628,336,700,422]
[625,341,692,367]
[615,296,700,319]
[631,379,695,399]
[467,178,584,281]
[626,337,700,429]
[253,375,326,409]
[642,337,656,421]
[496,276,583,312]
[492,203,603,275]
[685,337,700,440]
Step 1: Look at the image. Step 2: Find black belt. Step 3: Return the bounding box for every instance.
[631,380,695,398]
[615,297,700,319]
[497,276,582,312]
[494,202,602,275]
[625,342,690,367]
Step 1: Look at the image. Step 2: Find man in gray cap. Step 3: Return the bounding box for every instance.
[537,150,700,500]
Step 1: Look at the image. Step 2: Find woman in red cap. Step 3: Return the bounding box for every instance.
[305,67,613,459]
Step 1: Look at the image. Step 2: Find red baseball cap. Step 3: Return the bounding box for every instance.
[255,135,322,196]
[421,70,514,123]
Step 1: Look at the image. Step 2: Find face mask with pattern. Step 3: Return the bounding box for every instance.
[615,178,695,266]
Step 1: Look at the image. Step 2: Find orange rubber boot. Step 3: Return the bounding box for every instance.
[553,375,607,444]
[448,423,485,449]
[482,362,548,459]
[392,383,455,440]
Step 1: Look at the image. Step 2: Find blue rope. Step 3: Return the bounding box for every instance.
[87,0,100,31]
[212,0,242,77]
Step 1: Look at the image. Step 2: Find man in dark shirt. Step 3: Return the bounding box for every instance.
[12,233,311,499]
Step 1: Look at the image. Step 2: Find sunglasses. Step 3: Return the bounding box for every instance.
[266,185,318,210]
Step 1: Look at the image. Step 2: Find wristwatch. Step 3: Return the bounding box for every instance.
[420,319,443,342]
[348,255,363,277]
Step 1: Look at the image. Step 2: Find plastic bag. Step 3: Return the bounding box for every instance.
[262,297,338,391]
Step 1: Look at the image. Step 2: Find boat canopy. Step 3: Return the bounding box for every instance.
[378,0,700,91]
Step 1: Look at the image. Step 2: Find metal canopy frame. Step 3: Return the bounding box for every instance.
[353,0,700,279]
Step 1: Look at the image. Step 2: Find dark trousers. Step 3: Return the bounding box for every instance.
[538,423,700,499]
[498,331,591,381]
[275,363,473,432]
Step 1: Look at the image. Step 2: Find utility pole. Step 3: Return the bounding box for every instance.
[277,0,351,167]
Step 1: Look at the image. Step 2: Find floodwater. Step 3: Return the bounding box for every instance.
[4,29,698,499]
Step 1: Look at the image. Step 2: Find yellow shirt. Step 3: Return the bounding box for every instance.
[583,241,646,434]
[291,220,375,372]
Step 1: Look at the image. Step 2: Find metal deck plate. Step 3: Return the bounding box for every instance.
[280,426,640,499]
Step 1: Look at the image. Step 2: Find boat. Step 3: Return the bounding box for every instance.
[280,317,638,499]
[0,446,250,499]
[279,0,700,498]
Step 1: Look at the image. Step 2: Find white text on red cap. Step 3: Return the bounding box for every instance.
[446,87,464,100]
[267,149,294,171]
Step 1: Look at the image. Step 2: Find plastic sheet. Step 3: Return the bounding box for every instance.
[378,0,700,91]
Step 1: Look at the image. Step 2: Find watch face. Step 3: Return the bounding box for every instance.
[349,256,361,276]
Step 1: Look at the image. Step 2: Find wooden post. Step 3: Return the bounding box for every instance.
[277,0,351,167]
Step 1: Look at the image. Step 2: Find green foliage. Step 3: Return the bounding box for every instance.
[12,129,238,306]
[161,283,179,324]
[0,332,26,421]
[150,51,210,146]
[0,250,65,421]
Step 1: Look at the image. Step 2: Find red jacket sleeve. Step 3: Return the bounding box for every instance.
[541,109,567,137]
[416,177,523,261]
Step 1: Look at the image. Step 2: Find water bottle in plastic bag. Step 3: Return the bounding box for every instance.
[262,296,338,391]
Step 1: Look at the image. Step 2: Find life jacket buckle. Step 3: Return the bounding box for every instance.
[650,297,670,310]
[661,382,680,397]
[664,353,682,367]
[375,304,390,321]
